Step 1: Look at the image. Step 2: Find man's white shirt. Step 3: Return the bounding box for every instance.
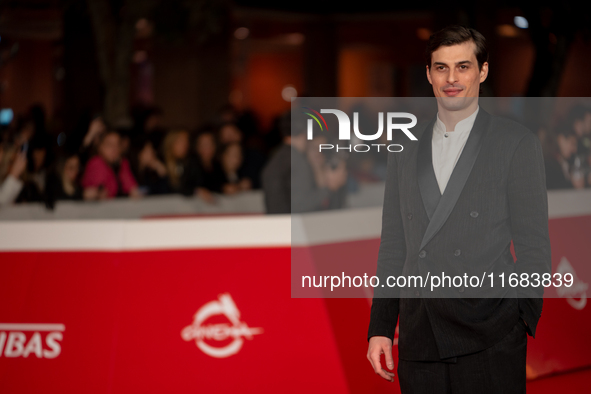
[432,106,480,194]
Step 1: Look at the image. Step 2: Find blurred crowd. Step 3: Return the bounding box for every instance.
[0,102,589,214]
[539,104,591,190]
[0,104,272,209]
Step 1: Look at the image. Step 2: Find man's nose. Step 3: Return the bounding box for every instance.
[446,69,458,84]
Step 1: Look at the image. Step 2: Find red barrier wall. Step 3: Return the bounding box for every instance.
[0,210,589,392]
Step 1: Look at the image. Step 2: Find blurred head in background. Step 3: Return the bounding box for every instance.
[98,131,122,164]
[164,129,190,161]
[61,153,80,185]
[163,129,190,188]
[195,129,217,169]
[282,111,307,152]
[137,140,159,170]
[28,135,50,174]
[220,142,243,175]
[566,105,591,138]
[52,152,81,200]
[218,123,243,145]
[144,107,163,133]
[556,128,578,160]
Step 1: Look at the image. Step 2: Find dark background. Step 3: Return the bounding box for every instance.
[0,0,589,136]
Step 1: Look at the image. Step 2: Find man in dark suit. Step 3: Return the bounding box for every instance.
[366,25,551,393]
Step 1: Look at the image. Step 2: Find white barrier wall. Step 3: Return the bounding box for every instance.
[0,184,589,223]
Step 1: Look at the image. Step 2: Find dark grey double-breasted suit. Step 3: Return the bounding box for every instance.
[368,107,552,365]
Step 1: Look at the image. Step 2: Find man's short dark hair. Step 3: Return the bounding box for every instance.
[425,25,488,70]
[279,111,306,139]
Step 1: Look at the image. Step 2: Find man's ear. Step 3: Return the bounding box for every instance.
[426,65,433,85]
[479,62,489,83]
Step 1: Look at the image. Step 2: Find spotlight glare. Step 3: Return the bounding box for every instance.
[281,85,297,102]
[514,16,528,29]
[234,27,249,40]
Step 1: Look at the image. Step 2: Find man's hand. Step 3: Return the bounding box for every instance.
[367,336,395,382]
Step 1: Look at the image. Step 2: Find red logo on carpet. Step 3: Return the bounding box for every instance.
[181,293,263,358]
[556,257,588,310]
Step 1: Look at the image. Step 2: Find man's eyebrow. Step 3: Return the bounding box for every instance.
[432,60,473,67]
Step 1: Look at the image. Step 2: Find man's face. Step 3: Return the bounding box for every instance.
[426,40,488,111]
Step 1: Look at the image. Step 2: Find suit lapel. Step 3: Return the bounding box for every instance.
[418,108,491,251]
[417,117,441,221]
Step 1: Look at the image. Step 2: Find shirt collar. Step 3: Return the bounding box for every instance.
[434,105,479,136]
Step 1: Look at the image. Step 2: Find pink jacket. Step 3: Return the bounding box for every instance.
[81,156,138,198]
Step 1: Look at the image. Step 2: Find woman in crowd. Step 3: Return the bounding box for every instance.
[129,136,169,195]
[217,122,265,189]
[194,129,223,194]
[45,152,83,208]
[217,142,251,195]
[544,127,583,189]
[162,129,202,196]
[81,130,141,200]
[17,134,51,203]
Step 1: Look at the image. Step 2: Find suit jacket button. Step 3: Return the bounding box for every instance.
[454,249,461,256]
[407,213,413,220]
[419,250,427,258]
[458,286,465,293]
[470,211,479,218]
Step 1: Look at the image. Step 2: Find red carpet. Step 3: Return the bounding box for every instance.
[527,366,591,393]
